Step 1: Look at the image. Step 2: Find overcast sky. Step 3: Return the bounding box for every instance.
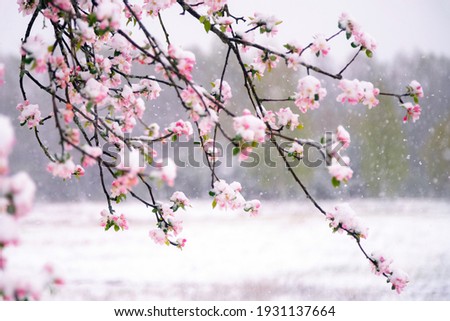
[1,0,449,61]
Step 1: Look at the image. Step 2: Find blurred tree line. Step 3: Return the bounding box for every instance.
[0,46,449,202]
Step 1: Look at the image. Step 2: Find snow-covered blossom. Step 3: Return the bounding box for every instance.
[338,12,360,35]
[311,34,330,57]
[370,252,409,294]
[0,64,5,86]
[328,157,353,183]
[276,107,299,130]
[146,123,160,140]
[143,0,175,16]
[388,269,409,294]
[95,0,123,31]
[401,102,421,123]
[83,78,109,104]
[151,158,177,187]
[336,125,351,149]
[124,3,143,20]
[46,159,76,180]
[211,79,232,105]
[326,203,368,239]
[149,229,167,245]
[286,53,302,71]
[338,12,377,54]
[198,109,219,135]
[336,79,379,109]
[132,78,161,100]
[17,101,41,128]
[211,180,246,210]
[100,209,129,231]
[170,191,190,209]
[244,200,261,216]
[165,119,193,138]
[81,145,103,168]
[21,35,49,73]
[249,13,282,37]
[407,80,424,98]
[288,141,304,156]
[294,75,327,113]
[233,109,266,143]
[354,31,377,52]
[17,0,39,16]
[167,44,196,81]
[204,0,227,13]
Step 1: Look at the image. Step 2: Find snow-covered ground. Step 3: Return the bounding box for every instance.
[5,199,450,300]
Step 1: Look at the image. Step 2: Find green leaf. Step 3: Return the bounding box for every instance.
[86,101,93,113]
[365,49,373,58]
[114,225,120,232]
[346,32,351,40]
[212,199,217,209]
[203,20,211,33]
[331,177,341,188]
[209,191,216,197]
[193,141,201,145]
[199,16,205,23]
[296,123,304,130]
[314,93,320,101]
[232,147,240,156]
[171,135,178,142]
[413,95,419,104]
[351,42,358,48]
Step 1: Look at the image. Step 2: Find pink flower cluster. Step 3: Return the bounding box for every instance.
[407,80,424,98]
[326,203,368,239]
[46,159,77,180]
[328,156,353,183]
[211,79,232,105]
[233,109,266,143]
[337,79,380,109]
[167,44,196,82]
[165,119,194,139]
[100,209,129,231]
[370,252,409,294]
[143,0,175,17]
[294,75,327,113]
[249,13,282,37]
[338,12,377,53]
[21,35,49,73]
[401,102,421,123]
[210,180,261,216]
[17,101,42,128]
[276,107,300,130]
[311,34,330,57]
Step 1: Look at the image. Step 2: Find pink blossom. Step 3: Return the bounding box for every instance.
[168,217,183,236]
[402,102,421,123]
[124,3,143,20]
[288,141,304,156]
[21,35,49,73]
[311,34,330,57]
[46,159,76,180]
[168,45,196,81]
[370,252,393,276]
[149,229,167,245]
[76,19,96,44]
[354,31,377,52]
[100,210,129,231]
[143,0,175,16]
[83,78,109,104]
[338,12,360,35]
[211,79,232,105]
[360,81,380,109]
[244,200,261,216]
[408,80,424,98]
[211,179,246,210]
[165,119,194,138]
[276,107,299,130]
[336,125,351,149]
[17,0,39,16]
[328,157,353,183]
[132,78,161,100]
[176,238,187,248]
[389,268,409,294]
[233,109,266,143]
[64,128,80,150]
[286,53,302,71]
[17,101,41,128]
[110,174,138,197]
[198,109,219,135]
[95,0,123,31]
[249,13,282,37]
[113,214,129,230]
[204,0,227,13]
[294,75,327,113]
[170,191,190,209]
[337,79,379,108]
[326,203,368,239]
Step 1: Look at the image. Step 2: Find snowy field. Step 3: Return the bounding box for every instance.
[5,199,450,300]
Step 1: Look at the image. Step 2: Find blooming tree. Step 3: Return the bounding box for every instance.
[14,0,423,294]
